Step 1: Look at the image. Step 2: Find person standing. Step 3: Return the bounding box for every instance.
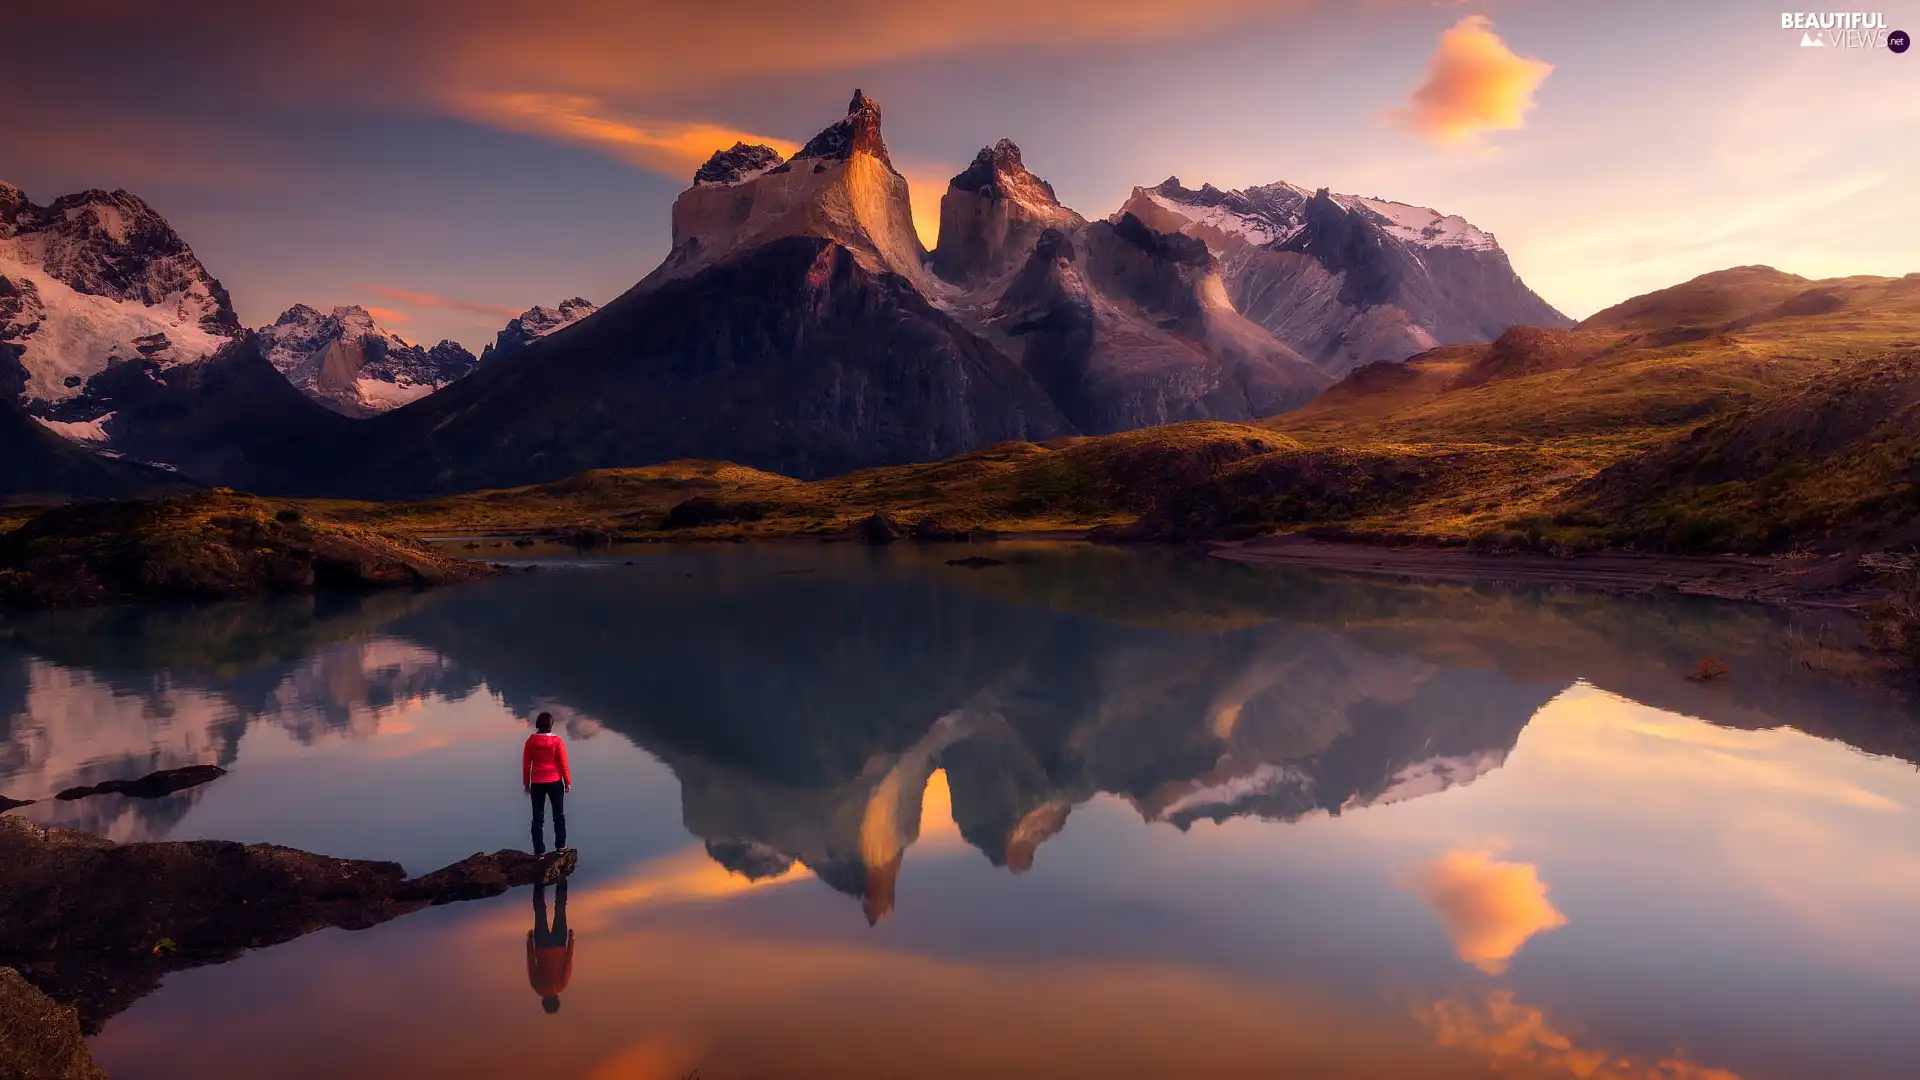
[523,712,571,855]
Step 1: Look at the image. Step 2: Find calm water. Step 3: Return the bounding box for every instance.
[3,545,1918,1079]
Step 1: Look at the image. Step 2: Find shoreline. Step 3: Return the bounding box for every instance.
[1206,535,1879,609]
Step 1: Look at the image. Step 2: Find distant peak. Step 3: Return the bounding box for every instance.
[275,303,322,324]
[694,142,785,186]
[0,181,24,216]
[950,138,1059,205]
[795,88,890,167]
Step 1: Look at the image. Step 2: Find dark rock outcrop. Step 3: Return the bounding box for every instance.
[792,89,892,167]
[54,765,226,802]
[0,815,575,1030]
[0,968,106,1080]
[693,143,785,186]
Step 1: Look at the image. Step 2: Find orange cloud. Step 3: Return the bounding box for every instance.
[452,91,802,181]
[1401,849,1568,974]
[1413,989,1743,1080]
[361,284,519,319]
[1395,15,1553,145]
[362,305,412,324]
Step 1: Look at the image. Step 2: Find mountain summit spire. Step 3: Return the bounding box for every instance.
[796,88,891,167]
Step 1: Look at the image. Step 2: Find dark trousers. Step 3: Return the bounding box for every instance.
[530,781,566,854]
[533,879,569,944]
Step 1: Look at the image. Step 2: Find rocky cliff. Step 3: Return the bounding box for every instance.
[932,143,1331,431]
[1119,178,1570,375]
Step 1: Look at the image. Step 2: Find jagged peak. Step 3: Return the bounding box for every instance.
[0,181,24,218]
[793,87,891,168]
[273,303,324,324]
[694,142,785,186]
[950,139,1060,206]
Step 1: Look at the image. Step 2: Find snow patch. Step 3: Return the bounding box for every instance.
[1145,192,1288,246]
[1157,763,1312,820]
[0,251,230,403]
[32,412,114,445]
[1352,749,1508,809]
[1335,196,1497,252]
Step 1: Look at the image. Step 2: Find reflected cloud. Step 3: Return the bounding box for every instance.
[1413,989,1741,1080]
[1401,850,1567,975]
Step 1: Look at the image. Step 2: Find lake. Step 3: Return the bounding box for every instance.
[3,544,1918,1079]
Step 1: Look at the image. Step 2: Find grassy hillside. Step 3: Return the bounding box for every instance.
[0,491,495,609]
[315,422,1301,540]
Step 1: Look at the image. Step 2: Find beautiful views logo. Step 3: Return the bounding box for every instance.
[1780,11,1906,49]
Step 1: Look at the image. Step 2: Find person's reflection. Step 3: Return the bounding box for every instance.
[527,880,574,1015]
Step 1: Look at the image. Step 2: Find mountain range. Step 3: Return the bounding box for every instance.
[1,90,1570,497]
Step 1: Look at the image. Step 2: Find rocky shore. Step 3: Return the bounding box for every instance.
[0,816,574,1031]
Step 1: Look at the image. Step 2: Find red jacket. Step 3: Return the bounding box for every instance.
[527,931,574,997]
[522,733,571,787]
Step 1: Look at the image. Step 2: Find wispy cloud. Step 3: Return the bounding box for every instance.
[1394,15,1553,146]
[361,284,519,319]
[362,305,413,324]
[452,92,802,180]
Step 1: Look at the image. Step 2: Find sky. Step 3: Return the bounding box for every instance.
[4,0,1916,350]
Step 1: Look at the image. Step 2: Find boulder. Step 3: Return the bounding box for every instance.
[0,967,107,1080]
[54,765,226,801]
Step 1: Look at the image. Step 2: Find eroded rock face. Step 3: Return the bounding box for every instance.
[931,139,1082,286]
[933,143,1331,432]
[0,968,107,1080]
[0,815,575,1030]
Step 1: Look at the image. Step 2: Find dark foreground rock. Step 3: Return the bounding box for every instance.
[55,765,226,801]
[0,816,575,1031]
[0,968,106,1080]
[0,491,497,610]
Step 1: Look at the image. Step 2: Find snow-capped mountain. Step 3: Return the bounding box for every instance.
[1119,178,1570,375]
[0,182,241,419]
[933,142,1330,430]
[259,304,477,417]
[478,297,597,365]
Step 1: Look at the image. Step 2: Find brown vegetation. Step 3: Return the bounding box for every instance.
[0,491,496,610]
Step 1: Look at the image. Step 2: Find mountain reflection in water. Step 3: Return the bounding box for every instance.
[2,545,1917,1079]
